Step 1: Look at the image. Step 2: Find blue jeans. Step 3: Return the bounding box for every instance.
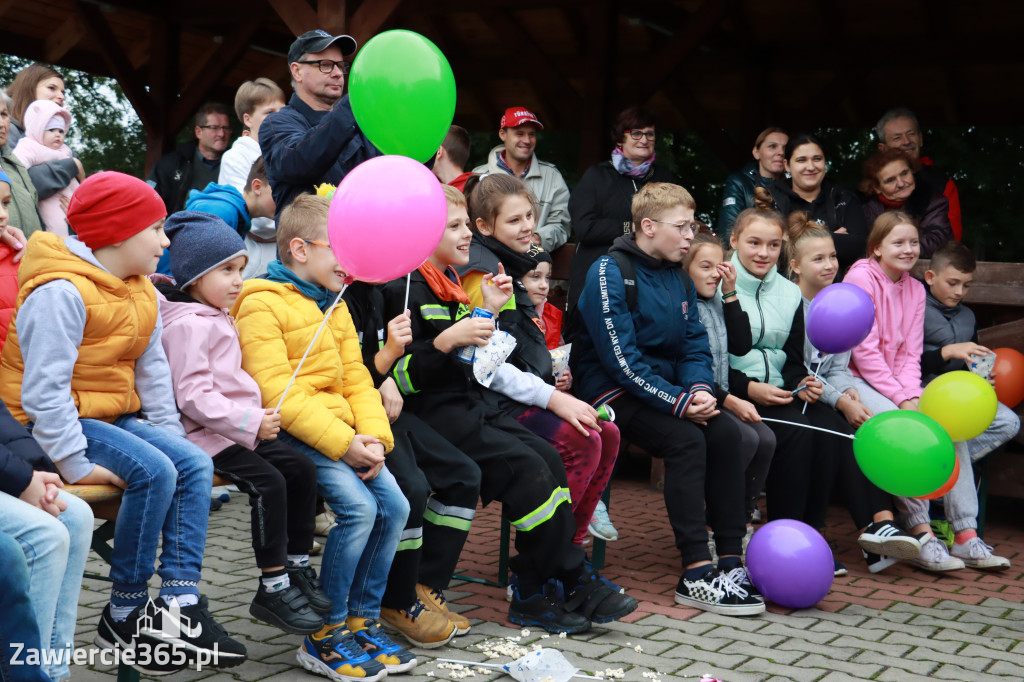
[80,417,213,605]
[279,432,409,623]
[0,492,92,681]
[0,531,49,682]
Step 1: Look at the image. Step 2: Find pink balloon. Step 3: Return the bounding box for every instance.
[328,156,446,283]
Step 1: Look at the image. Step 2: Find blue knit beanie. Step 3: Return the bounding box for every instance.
[164,211,247,288]
[0,168,10,186]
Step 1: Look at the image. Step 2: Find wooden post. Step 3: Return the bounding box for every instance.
[144,17,179,175]
[579,0,616,174]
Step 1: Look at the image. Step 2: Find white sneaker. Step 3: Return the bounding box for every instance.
[587,500,619,541]
[314,511,335,537]
[949,537,1011,570]
[910,536,965,572]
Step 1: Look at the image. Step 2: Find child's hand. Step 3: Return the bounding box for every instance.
[19,471,67,518]
[837,394,873,427]
[723,394,760,423]
[795,376,824,404]
[385,312,413,352]
[433,316,495,353]
[685,390,720,425]
[899,398,919,411]
[76,465,127,489]
[555,368,573,392]
[942,342,992,362]
[747,382,794,407]
[342,434,386,480]
[258,409,281,440]
[716,262,737,295]
[546,391,600,436]
[379,377,404,422]
[480,263,514,314]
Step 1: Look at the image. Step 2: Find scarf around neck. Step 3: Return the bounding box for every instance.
[418,261,470,304]
[877,193,906,209]
[612,147,655,178]
[477,233,538,279]
[266,259,334,312]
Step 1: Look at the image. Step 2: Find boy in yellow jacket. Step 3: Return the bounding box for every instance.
[233,194,411,682]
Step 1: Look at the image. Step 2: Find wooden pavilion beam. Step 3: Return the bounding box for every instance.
[45,15,87,63]
[268,0,317,35]
[348,0,404,46]
[579,0,616,172]
[317,0,347,34]
[144,17,179,173]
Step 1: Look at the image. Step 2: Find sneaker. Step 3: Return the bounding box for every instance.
[288,565,334,615]
[858,521,922,560]
[415,583,471,635]
[315,510,336,537]
[582,557,625,594]
[674,567,765,616]
[863,550,898,574]
[297,626,386,682]
[949,537,1011,570]
[508,584,590,634]
[380,599,456,649]
[310,540,323,556]
[94,603,186,676]
[145,596,247,668]
[910,535,965,572]
[505,572,564,603]
[588,500,619,541]
[250,583,324,635]
[564,570,638,623]
[833,558,848,577]
[722,566,764,603]
[349,617,417,674]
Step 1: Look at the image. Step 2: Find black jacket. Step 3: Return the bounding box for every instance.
[260,93,380,220]
[342,282,389,388]
[769,178,867,276]
[0,399,57,498]
[566,160,676,318]
[861,174,953,259]
[717,161,775,240]
[147,141,214,214]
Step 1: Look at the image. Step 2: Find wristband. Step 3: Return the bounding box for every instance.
[722,290,737,300]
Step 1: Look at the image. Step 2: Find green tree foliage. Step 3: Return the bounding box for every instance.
[1,54,146,178]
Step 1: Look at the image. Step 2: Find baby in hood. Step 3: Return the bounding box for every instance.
[13,98,84,237]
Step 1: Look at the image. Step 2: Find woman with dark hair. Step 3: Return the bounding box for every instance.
[859,148,952,258]
[6,64,82,210]
[716,127,788,240]
[767,133,866,276]
[566,106,675,319]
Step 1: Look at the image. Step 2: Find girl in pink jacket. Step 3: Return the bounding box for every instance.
[845,210,964,573]
[12,99,83,236]
[155,211,332,636]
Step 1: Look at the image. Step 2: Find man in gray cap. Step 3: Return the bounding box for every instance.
[259,30,380,219]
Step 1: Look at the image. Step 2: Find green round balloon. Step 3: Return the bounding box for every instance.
[853,411,956,497]
[349,30,456,162]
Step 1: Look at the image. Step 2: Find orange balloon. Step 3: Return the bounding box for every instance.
[992,347,1024,409]
[919,456,960,500]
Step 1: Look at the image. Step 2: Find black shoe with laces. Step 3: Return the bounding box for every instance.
[288,565,334,615]
[674,567,765,616]
[720,565,764,602]
[250,583,324,635]
[564,570,638,623]
[508,584,591,634]
[858,521,922,559]
[145,596,247,668]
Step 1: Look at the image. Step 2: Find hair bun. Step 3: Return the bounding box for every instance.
[752,186,775,210]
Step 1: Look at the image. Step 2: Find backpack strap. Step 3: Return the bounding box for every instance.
[608,250,637,310]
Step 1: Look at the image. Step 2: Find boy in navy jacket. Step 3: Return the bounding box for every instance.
[573,182,763,616]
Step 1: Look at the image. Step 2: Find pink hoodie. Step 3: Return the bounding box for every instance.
[845,257,926,405]
[153,275,263,456]
[12,99,78,237]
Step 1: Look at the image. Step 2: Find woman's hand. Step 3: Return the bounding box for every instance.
[747,381,794,407]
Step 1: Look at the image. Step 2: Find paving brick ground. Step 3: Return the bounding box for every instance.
[71,480,1024,681]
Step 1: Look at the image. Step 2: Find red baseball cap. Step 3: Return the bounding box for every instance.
[500,107,543,130]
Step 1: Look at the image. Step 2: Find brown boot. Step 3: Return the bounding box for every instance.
[415,583,471,635]
[379,599,455,649]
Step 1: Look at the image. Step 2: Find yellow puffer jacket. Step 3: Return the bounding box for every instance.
[232,278,393,459]
[0,232,156,423]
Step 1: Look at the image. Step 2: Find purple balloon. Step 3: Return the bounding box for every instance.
[806,283,876,354]
[745,520,833,609]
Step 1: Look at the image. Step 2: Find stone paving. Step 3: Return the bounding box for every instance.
[71,479,1024,682]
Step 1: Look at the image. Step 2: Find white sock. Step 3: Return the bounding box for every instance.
[287,554,310,568]
[109,604,137,622]
[162,593,199,608]
[261,572,291,593]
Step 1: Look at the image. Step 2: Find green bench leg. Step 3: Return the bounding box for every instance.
[589,486,610,570]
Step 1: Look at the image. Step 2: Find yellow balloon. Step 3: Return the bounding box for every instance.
[919,370,998,441]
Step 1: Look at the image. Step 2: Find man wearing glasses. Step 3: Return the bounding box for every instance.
[472,107,571,252]
[260,30,380,220]
[147,102,232,213]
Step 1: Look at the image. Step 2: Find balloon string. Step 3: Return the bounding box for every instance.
[803,355,827,415]
[274,286,348,413]
[760,417,855,440]
[403,272,411,313]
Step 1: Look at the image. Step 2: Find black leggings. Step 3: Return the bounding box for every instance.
[214,439,318,569]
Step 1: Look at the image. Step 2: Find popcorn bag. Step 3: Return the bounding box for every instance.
[503,649,579,682]
[550,343,571,378]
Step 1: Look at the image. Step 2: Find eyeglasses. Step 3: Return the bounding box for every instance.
[198,125,231,133]
[625,129,656,141]
[652,219,696,235]
[303,239,331,248]
[296,59,351,74]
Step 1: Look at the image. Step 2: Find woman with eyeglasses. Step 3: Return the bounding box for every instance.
[765,133,867,277]
[566,107,675,324]
[716,127,788,242]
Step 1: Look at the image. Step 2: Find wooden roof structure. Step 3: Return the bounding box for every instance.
[4,0,1022,173]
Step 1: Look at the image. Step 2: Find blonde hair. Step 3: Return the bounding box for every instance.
[631,182,696,226]
[866,211,917,259]
[442,183,466,210]
[234,78,285,127]
[277,194,330,265]
[786,211,833,279]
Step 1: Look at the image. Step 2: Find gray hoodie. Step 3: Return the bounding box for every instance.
[16,236,184,483]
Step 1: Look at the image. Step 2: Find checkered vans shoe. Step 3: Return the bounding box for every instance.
[674,567,764,616]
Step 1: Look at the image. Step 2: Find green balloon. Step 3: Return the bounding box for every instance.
[349,30,456,162]
[853,411,956,497]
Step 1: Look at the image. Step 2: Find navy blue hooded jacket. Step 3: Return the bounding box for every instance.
[573,234,714,418]
[0,398,57,498]
[259,93,380,220]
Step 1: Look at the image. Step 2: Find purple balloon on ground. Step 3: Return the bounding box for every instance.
[746,520,834,609]
[806,283,876,354]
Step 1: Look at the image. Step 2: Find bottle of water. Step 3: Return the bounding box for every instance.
[456,308,495,363]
